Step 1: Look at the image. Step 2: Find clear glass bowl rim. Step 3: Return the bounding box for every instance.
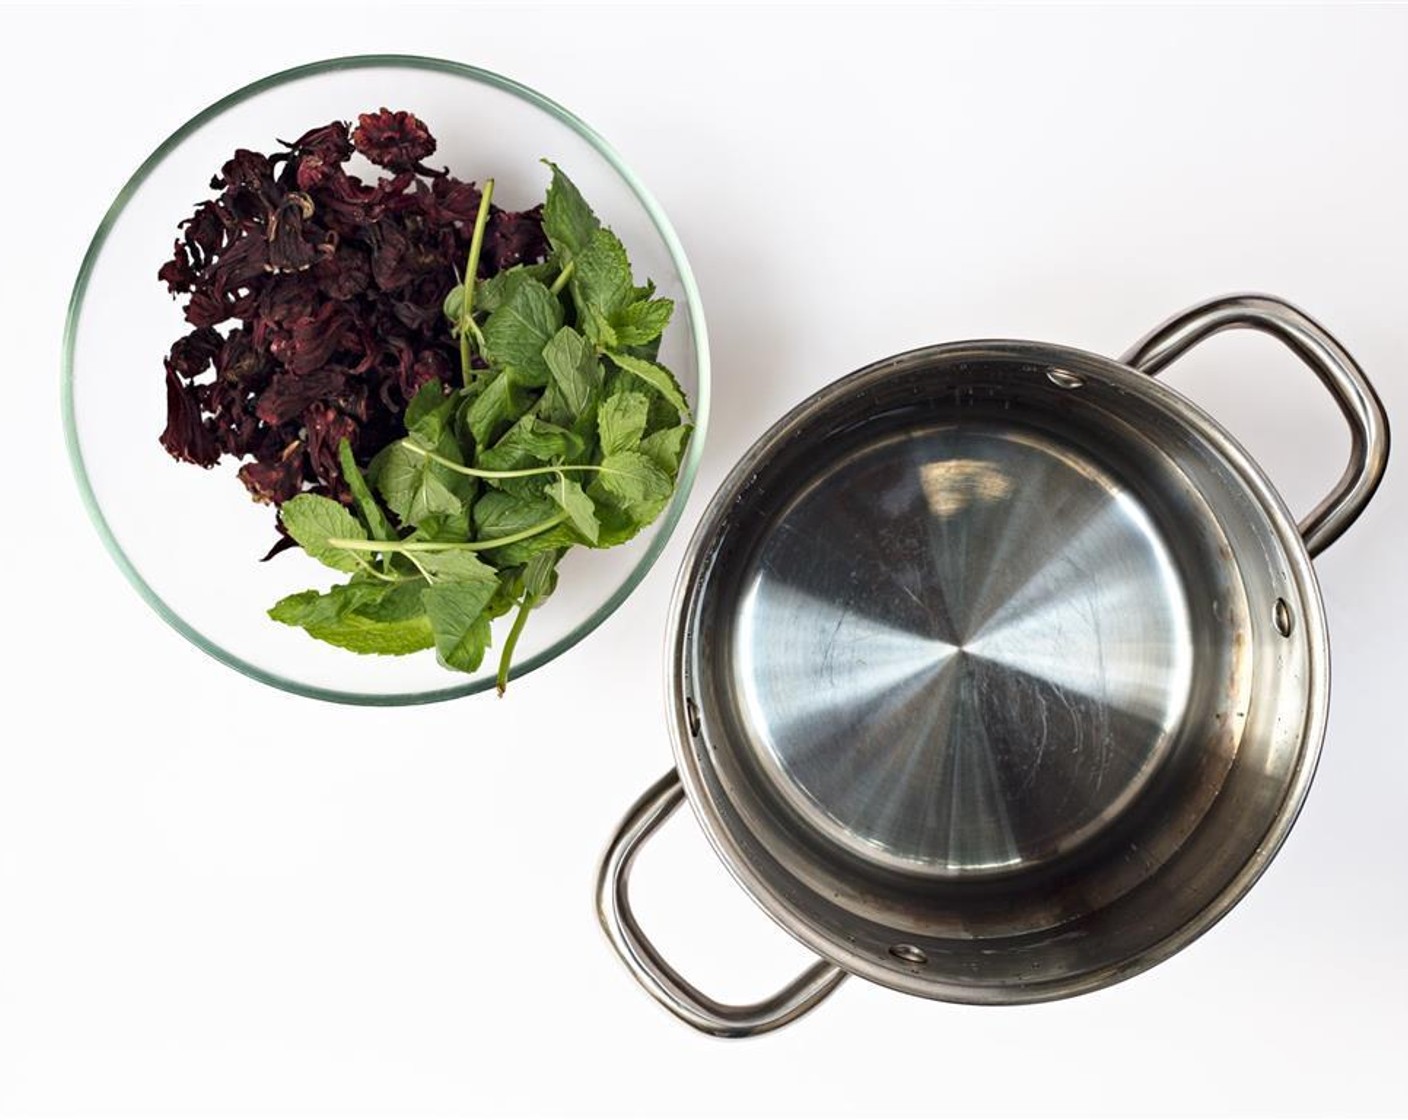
[60,53,711,706]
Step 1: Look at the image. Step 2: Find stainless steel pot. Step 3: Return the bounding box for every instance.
[596,294,1390,1038]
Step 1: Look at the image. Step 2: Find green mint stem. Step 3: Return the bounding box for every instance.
[399,439,607,480]
[458,178,496,386]
[496,592,538,695]
[548,259,575,296]
[327,512,567,554]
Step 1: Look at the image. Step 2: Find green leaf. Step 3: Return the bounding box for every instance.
[598,450,674,505]
[605,351,690,418]
[423,580,498,672]
[522,550,560,602]
[597,390,650,456]
[478,415,584,475]
[639,423,693,476]
[404,380,454,445]
[472,489,560,540]
[442,284,465,328]
[612,298,674,348]
[465,368,530,448]
[279,495,369,573]
[546,474,599,545]
[487,523,579,567]
[540,326,602,428]
[414,549,499,585]
[412,509,470,543]
[371,440,465,527]
[475,262,557,315]
[269,582,435,655]
[541,160,599,262]
[481,277,563,387]
[337,439,395,542]
[572,227,634,327]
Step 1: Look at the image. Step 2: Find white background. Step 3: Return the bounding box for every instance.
[2,3,1406,1117]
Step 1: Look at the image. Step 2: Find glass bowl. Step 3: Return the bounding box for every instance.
[62,55,709,705]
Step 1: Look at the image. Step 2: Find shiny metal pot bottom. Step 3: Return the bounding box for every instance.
[598,295,1389,1037]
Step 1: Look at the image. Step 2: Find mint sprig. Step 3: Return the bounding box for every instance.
[269,163,692,693]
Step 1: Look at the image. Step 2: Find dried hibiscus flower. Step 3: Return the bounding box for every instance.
[157,110,546,506]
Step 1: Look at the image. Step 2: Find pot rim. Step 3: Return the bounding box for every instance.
[665,338,1329,1004]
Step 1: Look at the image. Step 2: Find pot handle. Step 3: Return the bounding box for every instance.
[1120,293,1389,557]
[596,769,847,1038]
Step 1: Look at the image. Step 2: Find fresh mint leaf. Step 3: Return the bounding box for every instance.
[605,351,690,418]
[475,262,557,315]
[541,160,599,262]
[280,494,369,573]
[466,368,530,448]
[412,509,470,543]
[481,277,563,387]
[442,284,466,329]
[522,550,560,602]
[405,380,455,445]
[612,298,674,348]
[371,435,469,527]
[639,423,693,476]
[598,450,673,504]
[546,473,600,545]
[540,326,602,428]
[472,489,560,540]
[414,549,499,585]
[338,439,395,542]
[269,582,435,655]
[423,580,498,672]
[572,227,633,326]
[597,390,650,456]
[478,415,584,474]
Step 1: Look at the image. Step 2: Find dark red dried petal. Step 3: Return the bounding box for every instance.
[159,361,221,467]
[254,367,348,426]
[482,206,549,272]
[159,241,197,294]
[304,405,358,497]
[239,443,305,504]
[167,326,224,378]
[313,246,370,301]
[352,108,436,172]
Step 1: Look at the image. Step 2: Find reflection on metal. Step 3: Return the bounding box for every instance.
[918,458,1015,517]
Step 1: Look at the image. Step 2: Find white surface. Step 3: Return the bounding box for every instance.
[3,3,1406,1117]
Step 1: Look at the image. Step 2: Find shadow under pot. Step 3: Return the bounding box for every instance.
[597,293,1389,1037]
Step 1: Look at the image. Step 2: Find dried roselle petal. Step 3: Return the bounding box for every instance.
[206,230,270,295]
[254,367,349,426]
[304,405,358,496]
[313,246,370,300]
[427,174,484,225]
[159,241,198,294]
[159,361,221,467]
[182,200,230,265]
[352,108,436,172]
[214,329,269,389]
[270,303,358,375]
[267,192,330,273]
[368,221,414,291]
[167,326,224,378]
[239,443,305,505]
[214,148,274,192]
[482,206,549,272]
[184,288,235,328]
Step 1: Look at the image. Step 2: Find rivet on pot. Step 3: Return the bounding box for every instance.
[1274,598,1294,637]
[888,943,928,965]
[685,696,701,737]
[1046,369,1085,389]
